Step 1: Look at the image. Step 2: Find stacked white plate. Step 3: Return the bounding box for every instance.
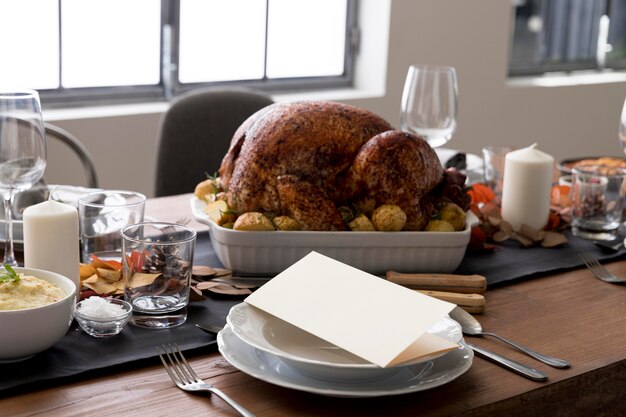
[217,303,473,398]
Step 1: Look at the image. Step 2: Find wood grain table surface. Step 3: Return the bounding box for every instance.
[1,194,625,417]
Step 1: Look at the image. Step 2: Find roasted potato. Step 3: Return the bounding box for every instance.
[273,216,301,231]
[233,212,275,231]
[425,219,455,232]
[439,202,466,231]
[371,204,407,231]
[204,200,237,226]
[348,214,376,231]
[194,178,219,202]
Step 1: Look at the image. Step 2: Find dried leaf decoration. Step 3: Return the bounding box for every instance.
[189,286,205,301]
[91,254,122,271]
[80,264,96,279]
[83,280,117,295]
[468,182,569,250]
[206,284,252,295]
[79,256,126,299]
[211,268,233,277]
[196,281,223,290]
[97,268,121,281]
[191,265,233,281]
[128,272,162,289]
[192,265,216,278]
[78,259,236,300]
[194,281,251,295]
[468,184,495,204]
[83,274,99,284]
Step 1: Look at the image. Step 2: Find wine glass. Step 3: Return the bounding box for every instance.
[400,65,458,148]
[0,91,47,266]
[619,98,626,152]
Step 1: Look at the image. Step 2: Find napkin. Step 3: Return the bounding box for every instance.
[244,251,458,368]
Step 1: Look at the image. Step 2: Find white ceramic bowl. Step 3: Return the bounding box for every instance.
[0,267,76,362]
[191,197,478,275]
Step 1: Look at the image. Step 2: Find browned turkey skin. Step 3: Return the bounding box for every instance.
[219,101,467,231]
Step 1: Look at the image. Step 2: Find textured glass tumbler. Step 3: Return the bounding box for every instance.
[122,222,196,329]
[78,190,146,263]
[482,146,517,198]
[571,166,626,241]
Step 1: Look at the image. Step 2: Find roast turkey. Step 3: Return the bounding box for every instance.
[218,101,467,231]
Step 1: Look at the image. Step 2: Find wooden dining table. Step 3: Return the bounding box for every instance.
[2,193,625,416]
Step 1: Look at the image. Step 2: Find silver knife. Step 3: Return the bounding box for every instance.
[195,323,225,334]
[467,343,548,382]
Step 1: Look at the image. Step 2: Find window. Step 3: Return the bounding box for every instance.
[509,0,626,76]
[0,0,356,107]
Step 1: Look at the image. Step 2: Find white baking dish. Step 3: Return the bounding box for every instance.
[191,197,477,275]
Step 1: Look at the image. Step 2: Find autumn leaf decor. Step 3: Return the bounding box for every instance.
[467,183,570,250]
[467,184,495,205]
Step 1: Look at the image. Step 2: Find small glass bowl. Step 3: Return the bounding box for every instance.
[74,298,133,338]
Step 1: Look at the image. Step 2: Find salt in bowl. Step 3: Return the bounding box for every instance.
[75,297,132,338]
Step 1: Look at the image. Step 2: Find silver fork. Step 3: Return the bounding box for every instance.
[578,252,626,284]
[157,344,256,417]
[154,218,192,234]
[145,217,191,226]
[175,217,191,226]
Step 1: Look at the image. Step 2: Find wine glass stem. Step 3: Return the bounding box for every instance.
[2,193,17,267]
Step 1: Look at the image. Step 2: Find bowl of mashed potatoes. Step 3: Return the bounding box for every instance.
[0,267,76,362]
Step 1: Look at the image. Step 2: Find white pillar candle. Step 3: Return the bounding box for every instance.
[23,200,80,298]
[501,143,554,230]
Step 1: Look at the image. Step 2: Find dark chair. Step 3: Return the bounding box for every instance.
[154,87,274,197]
[10,122,99,220]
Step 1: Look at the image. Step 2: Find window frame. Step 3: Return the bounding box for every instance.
[37,0,357,108]
[508,0,626,77]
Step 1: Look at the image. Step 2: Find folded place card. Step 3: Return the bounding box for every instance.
[244,251,458,368]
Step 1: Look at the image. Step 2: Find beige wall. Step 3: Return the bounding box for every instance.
[45,0,626,197]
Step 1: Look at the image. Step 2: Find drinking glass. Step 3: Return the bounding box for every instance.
[0,91,47,266]
[571,166,626,241]
[400,65,458,148]
[78,190,146,263]
[618,98,626,153]
[122,222,196,329]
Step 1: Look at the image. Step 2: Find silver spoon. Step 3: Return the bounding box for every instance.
[449,307,571,368]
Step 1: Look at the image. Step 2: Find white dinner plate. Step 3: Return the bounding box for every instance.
[217,324,473,398]
[226,303,463,382]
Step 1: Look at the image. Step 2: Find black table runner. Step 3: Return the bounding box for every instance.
[456,229,626,286]
[2,229,624,392]
[0,235,237,392]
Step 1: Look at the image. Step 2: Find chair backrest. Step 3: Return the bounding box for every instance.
[154,87,274,197]
[44,122,99,188]
[9,122,99,219]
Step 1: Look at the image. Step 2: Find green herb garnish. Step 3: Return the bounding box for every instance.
[0,264,20,283]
